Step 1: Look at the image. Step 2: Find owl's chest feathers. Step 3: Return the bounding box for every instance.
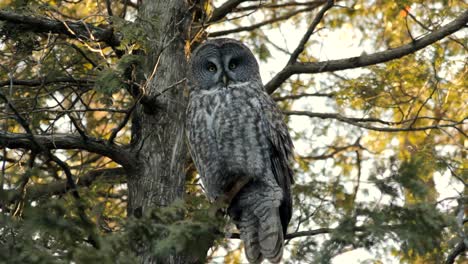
[203,91,227,130]
[197,86,257,132]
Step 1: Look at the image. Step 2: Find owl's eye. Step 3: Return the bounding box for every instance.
[229,61,237,70]
[207,63,217,72]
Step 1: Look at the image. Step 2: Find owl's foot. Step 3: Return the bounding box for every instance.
[209,176,251,218]
[222,176,251,205]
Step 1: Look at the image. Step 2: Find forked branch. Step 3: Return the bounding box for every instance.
[266,9,468,93]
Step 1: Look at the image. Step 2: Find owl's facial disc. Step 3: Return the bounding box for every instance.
[189,39,262,91]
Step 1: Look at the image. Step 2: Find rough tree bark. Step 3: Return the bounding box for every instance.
[126,1,193,263]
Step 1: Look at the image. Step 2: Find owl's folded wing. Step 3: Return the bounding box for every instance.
[258,92,294,234]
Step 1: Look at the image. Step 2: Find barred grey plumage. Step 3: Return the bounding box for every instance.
[186,38,294,263]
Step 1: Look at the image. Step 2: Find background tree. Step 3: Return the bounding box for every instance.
[0,0,466,263]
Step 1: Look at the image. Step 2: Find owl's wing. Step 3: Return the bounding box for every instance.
[186,100,206,191]
[258,91,294,234]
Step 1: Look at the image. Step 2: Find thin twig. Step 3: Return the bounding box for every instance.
[273,92,335,101]
[287,0,334,64]
[0,90,101,248]
[108,97,141,144]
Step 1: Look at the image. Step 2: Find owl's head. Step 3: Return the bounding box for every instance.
[188,38,262,91]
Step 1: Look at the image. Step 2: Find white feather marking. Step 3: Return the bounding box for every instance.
[228,81,250,88]
[205,94,222,129]
[199,88,222,95]
[198,81,250,96]
[197,81,253,134]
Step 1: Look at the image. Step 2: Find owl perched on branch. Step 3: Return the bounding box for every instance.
[186,38,294,263]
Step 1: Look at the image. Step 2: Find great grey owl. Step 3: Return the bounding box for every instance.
[186,38,294,263]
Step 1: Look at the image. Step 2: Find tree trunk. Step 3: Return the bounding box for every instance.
[127,1,192,263]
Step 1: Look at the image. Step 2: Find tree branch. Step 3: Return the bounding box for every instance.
[285,227,358,240]
[0,77,94,87]
[229,225,370,240]
[301,140,364,160]
[0,132,137,170]
[234,0,329,12]
[1,90,100,247]
[284,110,467,132]
[0,10,120,46]
[273,92,335,101]
[265,10,468,93]
[105,0,114,17]
[208,0,249,23]
[0,77,94,88]
[108,97,140,144]
[287,0,334,64]
[445,241,466,264]
[209,5,321,37]
[1,168,126,205]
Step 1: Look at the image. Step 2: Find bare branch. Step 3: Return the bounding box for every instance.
[2,108,127,116]
[301,140,364,160]
[273,92,335,101]
[108,97,140,144]
[445,241,466,264]
[227,227,329,239]
[0,10,120,46]
[0,77,94,88]
[209,5,321,37]
[11,151,35,216]
[208,0,249,23]
[0,132,137,170]
[106,0,114,17]
[69,43,100,68]
[284,110,467,132]
[286,227,341,240]
[0,91,34,135]
[46,88,89,140]
[287,0,334,64]
[265,10,468,93]
[230,225,370,240]
[234,0,328,12]
[1,89,100,247]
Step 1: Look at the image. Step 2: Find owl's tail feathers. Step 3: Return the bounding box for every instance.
[239,213,264,263]
[237,203,284,263]
[258,207,284,263]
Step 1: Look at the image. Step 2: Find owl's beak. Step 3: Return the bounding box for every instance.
[222,73,229,87]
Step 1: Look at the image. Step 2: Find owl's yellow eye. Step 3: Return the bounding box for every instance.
[207,63,217,72]
[229,62,237,70]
